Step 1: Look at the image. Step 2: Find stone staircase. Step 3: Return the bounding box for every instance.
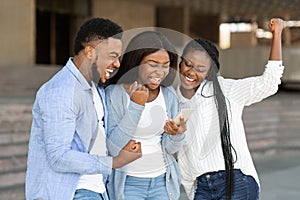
[0,64,59,200]
[0,91,299,199]
[0,104,31,200]
[244,91,300,158]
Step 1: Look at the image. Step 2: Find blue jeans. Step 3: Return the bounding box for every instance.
[73,189,108,200]
[124,173,169,200]
[194,169,259,200]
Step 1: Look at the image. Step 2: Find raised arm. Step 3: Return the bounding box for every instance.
[269,18,286,61]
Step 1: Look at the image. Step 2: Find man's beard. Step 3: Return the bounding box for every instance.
[91,62,119,88]
[91,63,101,84]
[91,63,110,88]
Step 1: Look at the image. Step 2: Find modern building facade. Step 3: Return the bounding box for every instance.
[1,0,300,83]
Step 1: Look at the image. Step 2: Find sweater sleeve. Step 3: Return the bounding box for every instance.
[105,85,144,157]
[161,86,186,155]
[224,61,284,106]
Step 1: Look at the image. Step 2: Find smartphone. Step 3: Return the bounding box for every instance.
[173,109,194,125]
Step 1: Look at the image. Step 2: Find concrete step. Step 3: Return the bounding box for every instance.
[0,143,28,159]
[0,170,26,200]
[0,156,27,174]
[0,123,31,134]
[0,172,25,190]
[247,121,300,133]
[249,138,300,153]
[0,186,25,200]
[0,105,32,134]
[0,132,30,146]
[0,105,32,117]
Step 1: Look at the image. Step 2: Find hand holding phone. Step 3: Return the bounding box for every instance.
[173,109,194,125]
[164,109,193,135]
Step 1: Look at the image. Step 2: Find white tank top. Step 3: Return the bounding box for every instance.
[123,87,168,177]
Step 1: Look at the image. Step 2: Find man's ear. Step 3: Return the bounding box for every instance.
[84,45,95,60]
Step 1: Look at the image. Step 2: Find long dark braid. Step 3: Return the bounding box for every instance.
[182,39,235,200]
[210,64,234,200]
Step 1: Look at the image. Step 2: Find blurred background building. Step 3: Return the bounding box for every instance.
[1,0,300,85]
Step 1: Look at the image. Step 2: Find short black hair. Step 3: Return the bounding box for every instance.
[109,31,178,87]
[74,18,123,55]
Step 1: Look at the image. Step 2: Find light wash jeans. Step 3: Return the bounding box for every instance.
[124,173,169,200]
[73,189,109,200]
[194,169,259,200]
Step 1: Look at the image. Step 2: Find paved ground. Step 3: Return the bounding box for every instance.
[256,151,300,200]
[1,65,300,199]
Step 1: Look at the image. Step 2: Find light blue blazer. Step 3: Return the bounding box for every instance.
[26,58,112,200]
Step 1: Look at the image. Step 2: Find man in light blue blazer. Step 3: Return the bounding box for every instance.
[25,18,141,200]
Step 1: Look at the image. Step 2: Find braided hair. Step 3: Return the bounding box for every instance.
[182,39,236,200]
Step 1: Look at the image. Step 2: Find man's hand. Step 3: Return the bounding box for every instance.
[112,140,142,169]
[126,81,149,106]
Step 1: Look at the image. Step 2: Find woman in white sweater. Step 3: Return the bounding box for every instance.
[176,18,286,200]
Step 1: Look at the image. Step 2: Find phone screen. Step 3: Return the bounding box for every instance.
[173,109,194,125]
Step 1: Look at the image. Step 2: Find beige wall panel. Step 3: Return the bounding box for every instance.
[220,46,268,79]
[220,46,300,83]
[0,0,35,66]
[231,32,255,47]
[91,0,155,30]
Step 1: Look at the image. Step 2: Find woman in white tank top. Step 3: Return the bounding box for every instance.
[105,31,187,200]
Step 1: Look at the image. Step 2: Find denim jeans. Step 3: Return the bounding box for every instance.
[73,189,108,200]
[124,173,169,200]
[194,169,259,200]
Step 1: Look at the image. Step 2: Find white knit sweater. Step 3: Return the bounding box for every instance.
[176,61,284,199]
